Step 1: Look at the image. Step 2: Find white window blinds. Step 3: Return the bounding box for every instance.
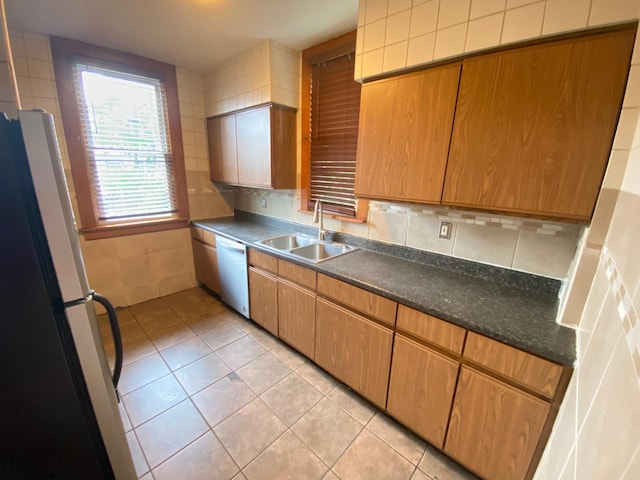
[309,52,361,217]
[73,63,178,222]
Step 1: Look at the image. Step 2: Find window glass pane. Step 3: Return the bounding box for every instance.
[74,64,177,222]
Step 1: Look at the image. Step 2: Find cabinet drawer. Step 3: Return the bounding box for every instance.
[248,249,278,274]
[191,226,217,246]
[397,305,465,354]
[278,259,316,290]
[464,332,563,399]
[317,274,397,327]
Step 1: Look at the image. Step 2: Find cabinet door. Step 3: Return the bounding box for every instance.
[315,298,393,409]
[249,267,278,336]
[278,279,316,359]
[236,106,272,187]
[443,29,635,221]
[192,238,220,294]
[445,367,550,480]
[355,63,461,204]
[387,335,458,448]
[208,115,238,184]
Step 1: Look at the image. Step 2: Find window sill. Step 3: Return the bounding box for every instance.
[81,217,190,240]
[297,209,367,224]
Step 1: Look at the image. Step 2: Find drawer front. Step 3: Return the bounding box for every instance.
[316,273,397,327]
[464,332,563,399]
[191,226,217,246]
[278,259,316,290]
[248,248,278,274]
[397,305,465,354]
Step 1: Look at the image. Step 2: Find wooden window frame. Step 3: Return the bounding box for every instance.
[51,36,189,240]
[301,31,367,222]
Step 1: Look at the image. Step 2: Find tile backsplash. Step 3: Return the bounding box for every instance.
[235,188,582,279]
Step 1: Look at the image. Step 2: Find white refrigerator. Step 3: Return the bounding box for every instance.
[0,109,136,479]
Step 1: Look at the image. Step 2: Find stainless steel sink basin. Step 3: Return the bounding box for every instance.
[256,234,315,251]
[289,242,356,263]
[255,234,357,263]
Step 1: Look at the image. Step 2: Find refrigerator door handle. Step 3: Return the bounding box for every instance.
[91,292,123,400]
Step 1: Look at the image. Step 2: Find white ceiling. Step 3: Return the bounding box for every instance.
[5,0,359,73]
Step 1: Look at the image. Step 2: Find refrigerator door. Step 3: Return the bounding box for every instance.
[66,301,136,480]
[19,109,91,302]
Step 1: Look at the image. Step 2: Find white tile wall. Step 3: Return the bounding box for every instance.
[203,40,300,117]
[355,0,640,79]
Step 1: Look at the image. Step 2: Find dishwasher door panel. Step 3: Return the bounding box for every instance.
[215,236,250,318]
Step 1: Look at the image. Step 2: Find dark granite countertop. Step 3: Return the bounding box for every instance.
[193,213,576,366]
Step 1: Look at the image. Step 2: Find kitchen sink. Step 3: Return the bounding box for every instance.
[257,234,316,250]
[289,242,356,262]
[255,234,357,263]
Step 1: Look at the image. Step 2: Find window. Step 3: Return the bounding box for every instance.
[51,37,189,239]
[301,31,366,220]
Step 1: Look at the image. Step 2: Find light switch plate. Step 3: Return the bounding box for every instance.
[439,221,452,239]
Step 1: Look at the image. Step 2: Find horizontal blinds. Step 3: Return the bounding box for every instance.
[73,63,178,222]
[310,53,361,217]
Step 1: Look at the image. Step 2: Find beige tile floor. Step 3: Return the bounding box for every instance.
[98,287,479,480]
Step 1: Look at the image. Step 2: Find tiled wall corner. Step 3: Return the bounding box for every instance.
[270,42,301,108]
[203,40,272,117]
[355,0,640,80]
[203,39,300,114]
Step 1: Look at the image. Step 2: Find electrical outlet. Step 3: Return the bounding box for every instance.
[439,221,452,239]
[261,197,267,208]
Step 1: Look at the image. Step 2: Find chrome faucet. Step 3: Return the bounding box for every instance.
[313,200,327,241]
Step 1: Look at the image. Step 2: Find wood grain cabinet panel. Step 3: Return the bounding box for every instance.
[443,29,635,221]
[248,267,278,336]
[445,367,550,480]
[355,62,461,204]
[387,335,459,448]
[248,248,278,275]
[278,259,316,290]
[192,238,220,294]
[464,332,563,399]
[317,274,397,327]
[397,305,465,354]
[208,115,238,184]
[315,297,393,409]
[278,279,316,360]
[207,103,296,189]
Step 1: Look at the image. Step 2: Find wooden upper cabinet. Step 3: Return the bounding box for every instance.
[355,62,461,204]
[208,115,238,184]
[442,28,635,221]
[207,103,297,189]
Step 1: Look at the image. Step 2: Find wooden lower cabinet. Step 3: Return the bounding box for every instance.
[277,279,316,359]
[248,267,278,336]
[387,334,459,448]
[445,367,550,480]
[315,297,393,409]
[192,238,220,294]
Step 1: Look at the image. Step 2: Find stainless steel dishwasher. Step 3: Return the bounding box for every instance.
[215,236,250,318]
